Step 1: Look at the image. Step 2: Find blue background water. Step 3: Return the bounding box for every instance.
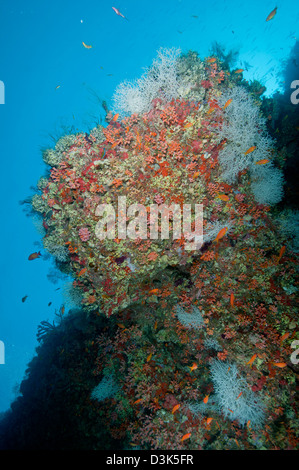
[0,0,298,413]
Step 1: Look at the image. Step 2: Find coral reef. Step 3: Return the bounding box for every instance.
[2,48,298,450]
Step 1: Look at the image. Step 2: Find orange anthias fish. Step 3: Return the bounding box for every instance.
[133,398,143,405]
[214,227,228,243]
[217,193,229,202]
[172,404,180,414]
[181,433,191,442]
[111,113,119,122]
[28,251,41,261]
[246,353,257,366]
[277,246,286,264]
[230,293,235,307]
[146,353,153,362]
[184,122,193,129]
[281,332,290,342]
[82,42,92,49]
[207,57,217,63]
[255,159,270,165]
[266,7,277,22]
[189,363,198,372]
[272,362,287,368]
[148,289,161,295]
[244,146,256,155]
[77,267,87,277]
[236,392,243,400]
[203,395,209,404]
[223,98,232,110]
[206,417,213,426]
[234,69,244,74]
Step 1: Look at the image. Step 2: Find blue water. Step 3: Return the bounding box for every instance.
[0,0,298,413]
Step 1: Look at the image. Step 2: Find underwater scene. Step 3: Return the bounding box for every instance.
[0,0,298,452]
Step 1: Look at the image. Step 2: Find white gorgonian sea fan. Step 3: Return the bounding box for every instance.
[216,86,284,205]
[112,47,183,116]
[210,359,266,428]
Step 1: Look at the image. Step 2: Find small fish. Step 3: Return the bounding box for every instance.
[48,302,52,307]
[277,246,286,264]
[172,404,180,414]
[203,395,209,404]
[28,251,41,261]
[117,323,126,329]
[227,367,231,373]
[255,159,269,165]
[22,295,28,303]
[189,363,198,372]
[154,320,158,330]
[112,6,128,20]
[281,332,290,342]
[206,417,213,426]
[82,42,92,49]
[184,122,193,129]
[266,7,277,22]
[246,353,257,366]
[77,267,87,277]
[223,98,232,110]
[60,305,65,316]
[181,433,191,442]
[207,57,217,63]
[214,227,228,244]
[247,420,251,429]
[236,392,243,400]
[244,146,256,155]
[272,362,287,368]
[146,353,153,362]
[234,69,244,74]
[111,113,119,122]
[230,293,234,307]
[148,289,161,295]
[55,85,60,90]
[217,193,229,202]
[133,398,143,405]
